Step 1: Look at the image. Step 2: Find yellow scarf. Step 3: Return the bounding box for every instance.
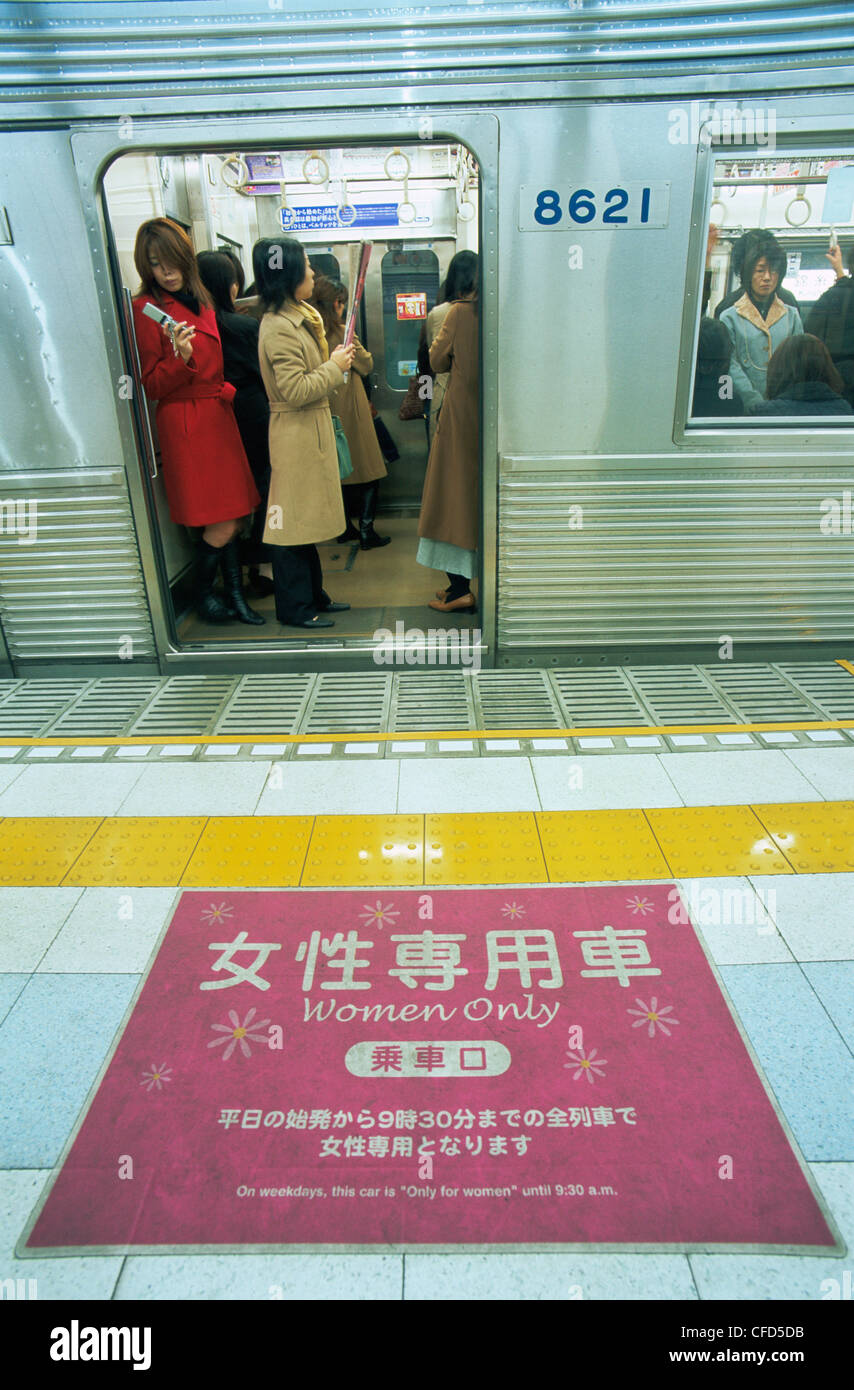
[292,299,329,361]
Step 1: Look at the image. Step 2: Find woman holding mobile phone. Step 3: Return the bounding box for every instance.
[132,218,264,625]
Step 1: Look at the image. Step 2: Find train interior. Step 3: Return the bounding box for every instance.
[694,149,854,416]
[103,143,481,650]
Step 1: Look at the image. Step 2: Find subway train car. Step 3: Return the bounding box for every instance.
[1,0,854,677]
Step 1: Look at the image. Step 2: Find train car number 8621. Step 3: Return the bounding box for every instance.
[519,182,670,231]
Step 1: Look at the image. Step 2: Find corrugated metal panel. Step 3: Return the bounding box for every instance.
[498,461,854,649]
[0,474,155,663]
[1,0,852,107]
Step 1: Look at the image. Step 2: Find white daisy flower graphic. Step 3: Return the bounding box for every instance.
[627,996,680,1038]
[140,1063,173,1092]
[201,902,234,926]
[208,1007,271,1060]
[626,895,655,916]
[501,901,526,919]
[564,1047,608,1084]
[359,900,399,929]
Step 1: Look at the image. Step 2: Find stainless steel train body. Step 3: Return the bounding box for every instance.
[1,0,853,677]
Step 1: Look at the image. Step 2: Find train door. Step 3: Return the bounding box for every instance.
[98,138,486,667]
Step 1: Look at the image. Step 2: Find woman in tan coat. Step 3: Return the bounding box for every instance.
[417,290,479,614]
[310,276,390,549]
[254,238,355,628]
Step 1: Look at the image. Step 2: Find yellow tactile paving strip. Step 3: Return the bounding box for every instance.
[0,803,852,886]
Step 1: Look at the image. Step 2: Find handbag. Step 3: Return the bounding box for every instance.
[398,371,426,421]
[331,414,353,479]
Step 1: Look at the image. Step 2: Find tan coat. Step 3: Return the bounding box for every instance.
[326,323,387,486]
[417,300,479,553]
[258,301,346,546]
[425,300,453,447]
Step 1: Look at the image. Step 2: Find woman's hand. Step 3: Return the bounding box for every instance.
[331,343,355,371]
[164,321,195,362]
[826,245,845,279]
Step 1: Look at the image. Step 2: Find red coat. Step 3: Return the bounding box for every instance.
[132,292,260,526]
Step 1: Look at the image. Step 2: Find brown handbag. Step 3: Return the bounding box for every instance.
[398,372,426,421]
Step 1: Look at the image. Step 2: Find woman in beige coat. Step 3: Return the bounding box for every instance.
[417,288,479,614]
[254,238,355,628]
[310,275,390,549]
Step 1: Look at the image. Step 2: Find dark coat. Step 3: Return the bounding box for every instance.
[217,308,270,491]
[132,292,260,527]
[805,277,854,407]
[418,300,479,552]
[749,381,853,416]
[692,378,746,416]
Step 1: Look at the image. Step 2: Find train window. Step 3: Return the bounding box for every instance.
[380,247,440,390]
[690,152,854,426]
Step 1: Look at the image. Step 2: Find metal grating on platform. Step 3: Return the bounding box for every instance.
[128,677,238,736]
[474,671,561,730]
[626,667,736,726]
[550,670,649,726]
[214,674,313,735]
[777,663,854,720]
[701,665,820,723]
[0,681,90,736]
[391,673,476,731]
[50,679,162,736]
[301,673,392,734]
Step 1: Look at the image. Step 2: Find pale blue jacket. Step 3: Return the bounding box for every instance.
[719,293,803,410]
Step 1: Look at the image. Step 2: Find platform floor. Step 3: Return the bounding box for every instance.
[0,667,851,1299]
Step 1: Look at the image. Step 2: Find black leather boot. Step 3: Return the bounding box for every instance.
[196,539,236,624]
[359,481,391,549]
[219,539,266,625]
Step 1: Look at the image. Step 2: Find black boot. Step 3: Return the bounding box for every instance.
[359,481,391,549]
[219,539,266,625]
[336,520,360,543]
[247,566,275,597]
[196,539,237,624]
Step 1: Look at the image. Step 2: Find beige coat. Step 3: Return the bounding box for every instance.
[425,300,453,447]
[326,323,387,486]
[258,302,346,546]
[418,300,479,553]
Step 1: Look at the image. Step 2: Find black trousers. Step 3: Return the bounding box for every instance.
[271,544,329,624]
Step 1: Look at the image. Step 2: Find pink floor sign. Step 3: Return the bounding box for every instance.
[27,885,838,1250]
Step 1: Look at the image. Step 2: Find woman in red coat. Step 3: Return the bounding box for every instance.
[132,218,263,625]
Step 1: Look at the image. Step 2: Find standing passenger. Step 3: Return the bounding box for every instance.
[197,250,274,597]
[131,218,263,626]
[254,238,355,628]
[805,241,854,408]
[718,232,803,410]
[421,251,479,448]
[417,289,479,614]
[310,275,390,549]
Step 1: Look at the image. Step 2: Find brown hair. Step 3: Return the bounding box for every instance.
[309,274,347,342]
[766,333,844,400]
[133,218,211,307]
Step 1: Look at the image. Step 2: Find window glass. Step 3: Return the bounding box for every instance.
[380,247,439,389]
[691,153,854,423]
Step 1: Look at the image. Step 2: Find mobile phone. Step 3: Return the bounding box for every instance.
[830,227,839,249]
[141,301,183,332]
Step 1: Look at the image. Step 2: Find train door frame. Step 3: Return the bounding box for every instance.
[71,113,498,673]
[0,617,11,677]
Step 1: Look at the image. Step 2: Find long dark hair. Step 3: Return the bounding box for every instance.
[197,251,240,319]
[438,249,479,305]
[766,333,844,400]
[252,237,308,312]
[310,274,347,341]
[133,218,211,308]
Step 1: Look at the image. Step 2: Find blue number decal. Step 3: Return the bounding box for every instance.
[568,188,596,223]
[534,189,562,225]
[640,187,651,223]
[602,188,629,224]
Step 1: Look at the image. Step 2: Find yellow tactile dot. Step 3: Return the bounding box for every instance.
[752,801,854,873]
[63,816,207,886]
[537,810,671,882]
[425,812,547,884]
[301,815,424,887]
[644,805,793,877]
[182,815,313,886]
[0,817,102,886]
